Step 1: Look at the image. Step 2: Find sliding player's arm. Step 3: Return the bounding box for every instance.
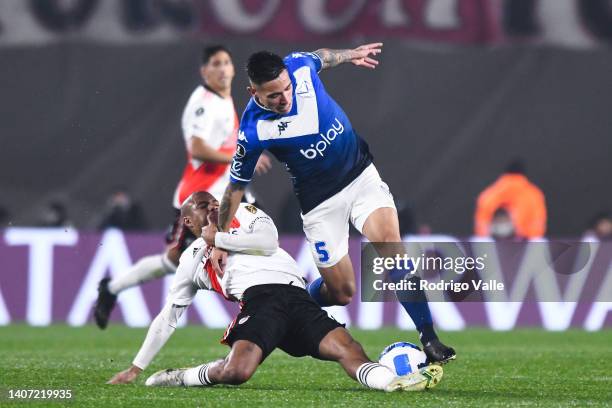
[106,301,189,384]
[313,43,382,71]
[107,256,200,384]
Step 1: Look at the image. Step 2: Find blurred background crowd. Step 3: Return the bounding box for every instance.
[1,0,611,240]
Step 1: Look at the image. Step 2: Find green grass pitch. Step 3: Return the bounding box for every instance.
[1,325,611,407]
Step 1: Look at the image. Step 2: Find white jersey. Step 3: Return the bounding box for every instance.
[168,203,305,303]
[173,85,239,207]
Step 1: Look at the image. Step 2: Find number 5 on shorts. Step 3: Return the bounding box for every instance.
[315,241,329,263]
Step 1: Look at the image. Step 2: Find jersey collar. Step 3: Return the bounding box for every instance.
[252,96,272,111]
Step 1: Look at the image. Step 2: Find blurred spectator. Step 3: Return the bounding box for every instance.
[97,189,147,231]
[489,207,517,240]
[584,211,612,241]
[474,159,546,239]
[37,201,72,227]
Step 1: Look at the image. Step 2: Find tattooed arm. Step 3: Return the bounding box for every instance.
[313,43,383,71]
[208,182,245,275]
[218,182,245,232]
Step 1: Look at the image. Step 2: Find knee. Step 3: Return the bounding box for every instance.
[222,364,254,385]
[378,230,402,243]
[328,283,355,306]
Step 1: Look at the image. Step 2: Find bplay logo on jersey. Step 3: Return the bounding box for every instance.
[300,118,345,159]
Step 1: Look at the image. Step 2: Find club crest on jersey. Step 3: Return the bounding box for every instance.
[299,117,345,159]
[235,143,246,158]
[245,205,257,214]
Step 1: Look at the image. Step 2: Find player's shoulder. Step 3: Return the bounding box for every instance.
[283,51,322,73]
[236,203,275,228]
[238,101,271,143]
[179,237,206,265]
[185,85,220,112]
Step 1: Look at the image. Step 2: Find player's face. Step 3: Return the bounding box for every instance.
[185,192,219,234]
[201,51,235,93]
[252,70,293,115]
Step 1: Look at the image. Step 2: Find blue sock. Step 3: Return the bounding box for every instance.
[306,277,332,307]
[399,300,436,343]
[390,266,436,344]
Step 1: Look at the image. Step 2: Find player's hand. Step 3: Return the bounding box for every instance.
[350,43,383,69]
[107,365,142,384]
[210,247,228,276]
[202,214,218,246]
[255,154,272,175]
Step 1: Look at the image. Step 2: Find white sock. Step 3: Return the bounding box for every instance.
[356,362,396,390]
[183,363,215,387]
[108,254,173,295]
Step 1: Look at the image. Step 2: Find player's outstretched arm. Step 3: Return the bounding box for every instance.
[203,209,278,256]
[219,182,245,231]
[314,43,382,70]
[210,182,246,274]
[107,303,187,384]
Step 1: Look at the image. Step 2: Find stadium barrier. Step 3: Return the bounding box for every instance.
[0,228,610,330]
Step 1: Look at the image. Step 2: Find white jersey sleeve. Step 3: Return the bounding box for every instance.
[132,302,187,370]
[215,204,279,255]
[167,238,211,306]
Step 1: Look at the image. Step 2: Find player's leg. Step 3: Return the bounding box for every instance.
[145,340,263,387]
[302,192,355,306]
[282,287,441,392]
[351,166,455,363]
[318,327,395,389]
[94,211,190,329]
[308,255,355,306]
[148,286,287,387]
[317,327,441,392]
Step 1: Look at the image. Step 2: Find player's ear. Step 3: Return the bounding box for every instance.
[247,85,256,97]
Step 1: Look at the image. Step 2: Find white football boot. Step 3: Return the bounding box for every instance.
[145,368,187,387]
[385,365,443,392]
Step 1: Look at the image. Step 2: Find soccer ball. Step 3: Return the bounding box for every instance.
[379,342,428,376]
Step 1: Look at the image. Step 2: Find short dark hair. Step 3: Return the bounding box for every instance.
[202,45,231,65]
[247,51,287,85]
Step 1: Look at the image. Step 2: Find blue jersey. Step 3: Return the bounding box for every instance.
[230,52,373,214]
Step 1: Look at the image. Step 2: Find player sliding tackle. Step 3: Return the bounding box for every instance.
[107,191,443,392]
[211,43,455,362]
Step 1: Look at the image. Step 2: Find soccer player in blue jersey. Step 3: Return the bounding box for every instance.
[212,44,455,363]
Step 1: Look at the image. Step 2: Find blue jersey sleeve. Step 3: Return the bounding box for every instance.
[283,52,323,74]
[229,129,262,185]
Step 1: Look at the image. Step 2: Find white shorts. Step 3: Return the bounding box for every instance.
[301,164,396,268]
